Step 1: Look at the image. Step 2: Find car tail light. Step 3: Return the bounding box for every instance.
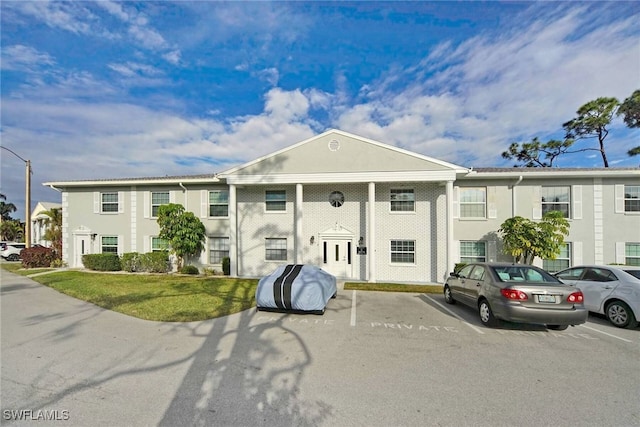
[500,288,528,301]
[567,291,584,303]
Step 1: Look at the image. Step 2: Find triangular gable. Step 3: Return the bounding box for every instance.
[220,129,468,184]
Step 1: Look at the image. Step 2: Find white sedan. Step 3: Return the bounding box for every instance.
[555,265,640,328]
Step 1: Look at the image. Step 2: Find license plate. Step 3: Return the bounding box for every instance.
[537,294,556,303]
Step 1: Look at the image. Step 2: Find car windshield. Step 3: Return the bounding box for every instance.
[623,270,640,280]
[492,266,560,283]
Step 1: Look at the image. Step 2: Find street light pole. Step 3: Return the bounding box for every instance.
[1,146,32,248]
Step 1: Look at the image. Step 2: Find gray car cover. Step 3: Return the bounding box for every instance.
[256,264,337,313]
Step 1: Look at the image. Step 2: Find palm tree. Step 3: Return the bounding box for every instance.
[0,220,23,241]
[42,207,62,257]
[0,193,18,221]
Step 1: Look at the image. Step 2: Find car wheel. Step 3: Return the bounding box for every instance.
[605,301,638,329]
[332,292,337,299]
[443,285,455,305]
[7,254,19,261]
[478,299,498,327]
[547,325,569,331]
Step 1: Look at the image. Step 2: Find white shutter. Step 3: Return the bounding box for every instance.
[143,236,150,253]
[118,235,124,255]
[452,187,459,219]
[572,185,582,220]
[615,242,626,264]
[94,192,100,213]
[201,190,208,218]
[487,240,497,262]
[118,191,124,213]
[572,242,582,266]
[144,192,150,218]
[487,187,497,219]
[614,185,625,213]
[532,186,542,219]
[170,190,176,203]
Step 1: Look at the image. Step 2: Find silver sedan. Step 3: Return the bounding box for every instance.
[444,262,588,330]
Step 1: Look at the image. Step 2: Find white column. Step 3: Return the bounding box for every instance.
[296,183,303,264]
[446,180,454,278]
[229,184,238,277]
[367,182,376,282]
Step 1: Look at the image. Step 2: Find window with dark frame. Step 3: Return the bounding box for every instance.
[460,241,486,263]
[265,238,287,261]
[101,192,119,213]
[459,188,486,218]
[209,190,229,217]
[541,186,570,218]
[624,185,640,212]
[209,237,230,264]
[101,236,118,254]
[151,237,168,252]
[543,243,571,273]
[390,240,415,263]
[151,192,170,217]
[390,189,415,212]
[266,190,286,211]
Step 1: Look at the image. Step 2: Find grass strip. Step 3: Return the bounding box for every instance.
[344,282,442,293]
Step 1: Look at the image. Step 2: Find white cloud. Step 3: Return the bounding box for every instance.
[335,5,640,167]
[1,45,55,71]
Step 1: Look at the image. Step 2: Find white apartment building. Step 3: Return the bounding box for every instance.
[44,129,640,283]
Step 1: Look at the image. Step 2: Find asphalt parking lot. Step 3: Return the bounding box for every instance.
[2,272,639,427]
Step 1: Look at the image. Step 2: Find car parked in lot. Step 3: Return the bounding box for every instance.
[444,262,588,330]
[0,243,26,261]
[554,265,640,329]
[256,264,337,314]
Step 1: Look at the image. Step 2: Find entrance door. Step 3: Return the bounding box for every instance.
[74,234,91,268]
[323,239,352,278]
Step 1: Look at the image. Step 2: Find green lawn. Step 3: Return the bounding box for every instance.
[23,270,258,322]
[1,263,442,322]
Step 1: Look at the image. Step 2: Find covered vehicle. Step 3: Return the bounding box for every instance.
[256,264,337,314]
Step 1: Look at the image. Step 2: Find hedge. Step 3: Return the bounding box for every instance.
[82,253,121,271]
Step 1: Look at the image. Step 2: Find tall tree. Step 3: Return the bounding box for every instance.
[156,203,205,269]
[502,137,574,167]
[498,211,570,264]
[0,193,18,221]
[562,97,620,167]
[618,89,640,158]
[0,220,23,241]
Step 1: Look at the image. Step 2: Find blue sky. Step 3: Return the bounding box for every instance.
[1,1,639,220]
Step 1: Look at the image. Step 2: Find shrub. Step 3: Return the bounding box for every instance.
[121,252,140,272]
[21,246,56,268]
[139,251,170,273]
[222,257,230,276]
[180,265,199,275]
[50,258,66,268]
[83,253,121,271]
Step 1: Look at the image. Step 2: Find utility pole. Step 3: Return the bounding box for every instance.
[1,146,32,248]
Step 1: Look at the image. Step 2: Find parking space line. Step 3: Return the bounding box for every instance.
[350,290,357,326]
[579,325,633,343]
[423,294,485,334]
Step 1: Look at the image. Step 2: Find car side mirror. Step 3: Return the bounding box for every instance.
[450,271,459,278]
